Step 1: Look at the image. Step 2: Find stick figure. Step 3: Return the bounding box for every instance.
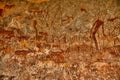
[90,19,105,50]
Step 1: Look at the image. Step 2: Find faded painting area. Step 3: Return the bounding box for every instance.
[0,0,120,80]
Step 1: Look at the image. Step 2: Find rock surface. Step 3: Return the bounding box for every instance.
[0,0,120,80]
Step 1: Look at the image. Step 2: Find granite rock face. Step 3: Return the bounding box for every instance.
[0,0,120,80]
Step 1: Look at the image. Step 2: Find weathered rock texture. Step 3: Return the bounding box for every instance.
[0,0,120,80]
